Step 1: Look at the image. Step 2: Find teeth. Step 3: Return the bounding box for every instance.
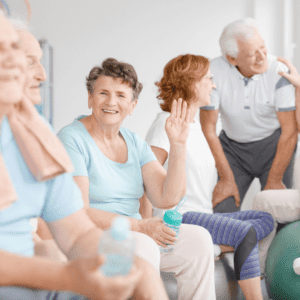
[103,110,117,113]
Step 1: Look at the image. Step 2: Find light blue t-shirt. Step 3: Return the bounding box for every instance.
[0,117,84,257]
[57,116,157,219]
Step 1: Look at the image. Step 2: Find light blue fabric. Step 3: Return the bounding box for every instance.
[57,116,157,219]
[0,117,84,257]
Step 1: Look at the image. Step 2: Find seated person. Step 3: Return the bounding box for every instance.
[0,13,167,300]
[58,58,216,300]
[253,57,300,278]
[14,26,67,262]
[143,53,274,300]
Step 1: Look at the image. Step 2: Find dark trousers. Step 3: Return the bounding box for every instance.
[213,128,297,213]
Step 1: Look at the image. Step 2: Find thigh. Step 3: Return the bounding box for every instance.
[259,131,297,189]
[132,231,160,273]
[214,132,254,213]
[182,211,252,247]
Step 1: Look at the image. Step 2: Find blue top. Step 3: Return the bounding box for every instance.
[0,117,84,256]
[57,116,157,219]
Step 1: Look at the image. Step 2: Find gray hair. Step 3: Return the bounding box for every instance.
[219,18,259,58]
[86,58,143,101]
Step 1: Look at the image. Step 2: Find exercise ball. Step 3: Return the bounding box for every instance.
[266,221,300,300]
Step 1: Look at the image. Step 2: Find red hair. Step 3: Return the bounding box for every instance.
[156,54,209,112]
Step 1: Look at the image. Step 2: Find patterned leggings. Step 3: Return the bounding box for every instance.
[182,210,274,280]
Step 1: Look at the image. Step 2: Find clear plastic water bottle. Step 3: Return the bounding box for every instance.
[160,210,182,253]
[99,216,135,277]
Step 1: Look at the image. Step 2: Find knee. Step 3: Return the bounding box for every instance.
[180,224,214,257]
[252,191,271,211]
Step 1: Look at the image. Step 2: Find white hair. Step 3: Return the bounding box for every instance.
[219,18,260,59]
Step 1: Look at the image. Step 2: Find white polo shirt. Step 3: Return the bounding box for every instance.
[202,55,295,143]
[145,111,217,217]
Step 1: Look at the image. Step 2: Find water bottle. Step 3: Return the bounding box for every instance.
[98,216,135,277]
[160,209,182,253]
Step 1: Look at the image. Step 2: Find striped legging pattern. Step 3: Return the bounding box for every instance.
[182,210,274,280]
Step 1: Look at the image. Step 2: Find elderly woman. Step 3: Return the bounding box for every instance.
[143,54,274,300]
[0,14,167,300]
[58,58,216,300]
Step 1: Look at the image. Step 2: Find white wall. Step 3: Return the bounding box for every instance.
[27,0,299,210]
[29,0,251,137]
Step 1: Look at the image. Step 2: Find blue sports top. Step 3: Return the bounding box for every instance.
[0,117,84,256]
[58,116,157,219]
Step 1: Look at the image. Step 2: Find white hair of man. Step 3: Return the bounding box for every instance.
[219,18,260,59]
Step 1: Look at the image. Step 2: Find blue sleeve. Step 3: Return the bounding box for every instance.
[41,173,84,222]
[57,128,88,177]
[132,132,157,167]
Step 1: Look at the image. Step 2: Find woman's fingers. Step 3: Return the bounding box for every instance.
[186,107,192,123]
[277,57,295,71]
[170,99,177,119]
[180,100,187,120]
[176,98,183,119]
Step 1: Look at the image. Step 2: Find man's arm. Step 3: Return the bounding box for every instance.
[200,109,240,208]
[264,110,298,190]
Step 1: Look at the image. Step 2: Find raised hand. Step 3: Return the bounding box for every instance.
[165,98,192,145]
[277,57,300,88]
[137,217,177,247]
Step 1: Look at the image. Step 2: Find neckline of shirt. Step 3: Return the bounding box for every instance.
[74,116,132,166]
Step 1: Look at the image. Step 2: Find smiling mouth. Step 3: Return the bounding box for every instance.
[255,61,264,66]
[102,109,118,114]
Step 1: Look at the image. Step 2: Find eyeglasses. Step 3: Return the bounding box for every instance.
[204,74,214,83]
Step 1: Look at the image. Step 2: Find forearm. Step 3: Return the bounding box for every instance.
[160,142,187,207]
[86,207,140,233]
[0,250,69,291]
[139,193,153,219]
[267,130,298,183]
[204,130,234,180]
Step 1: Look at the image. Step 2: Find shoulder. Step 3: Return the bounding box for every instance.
[210,56,231,73]
[57,118,85,140]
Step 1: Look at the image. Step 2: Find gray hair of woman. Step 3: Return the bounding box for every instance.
[86,58,143,101]
[219,18,260,59]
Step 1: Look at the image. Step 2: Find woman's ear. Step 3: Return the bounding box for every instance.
[129,99,138,115]
[88,92,92,109]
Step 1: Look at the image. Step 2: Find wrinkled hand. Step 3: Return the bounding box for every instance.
[212,179,240,209]
[165,98,192,145]
[137,217,177,247]
[264,180,286,191]
[66,255,142,300]
[277,57,300,88]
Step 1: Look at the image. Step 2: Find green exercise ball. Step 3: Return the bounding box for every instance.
[266,221,300,300]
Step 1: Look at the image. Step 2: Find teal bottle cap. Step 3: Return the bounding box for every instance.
[163,210,182,226]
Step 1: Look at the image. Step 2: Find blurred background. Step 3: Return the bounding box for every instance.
[1,0,298,138]
[1,0,299,210]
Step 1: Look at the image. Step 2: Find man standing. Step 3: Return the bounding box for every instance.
[201,18,298,213]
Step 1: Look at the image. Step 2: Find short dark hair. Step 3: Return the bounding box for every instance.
[86,58,143,100]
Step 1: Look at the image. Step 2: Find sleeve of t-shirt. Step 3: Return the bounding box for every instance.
[41,172,84,222]
[131,131,157,167]
[57,127,88,177]
[274,62,295,112]
[145,113,170,154]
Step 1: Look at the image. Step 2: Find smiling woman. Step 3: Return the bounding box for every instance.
[57,57,217,300]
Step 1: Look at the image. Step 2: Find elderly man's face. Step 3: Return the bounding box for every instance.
[18,30,47,105]
[227,30,268,78]
[0,16,26,106]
